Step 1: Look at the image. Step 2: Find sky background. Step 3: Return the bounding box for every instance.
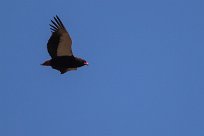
[0,0,204,136]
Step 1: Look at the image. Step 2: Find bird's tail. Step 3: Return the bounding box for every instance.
[41,60,51,66]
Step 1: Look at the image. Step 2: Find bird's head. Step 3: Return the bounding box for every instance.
[75,57,88,67]
[83,61,89,65]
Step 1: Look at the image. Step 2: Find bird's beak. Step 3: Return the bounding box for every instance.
[84,62,89,66]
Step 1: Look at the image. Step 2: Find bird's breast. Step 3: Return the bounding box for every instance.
[51,56,76,69]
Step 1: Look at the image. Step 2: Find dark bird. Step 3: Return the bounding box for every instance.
[42,15,88,74]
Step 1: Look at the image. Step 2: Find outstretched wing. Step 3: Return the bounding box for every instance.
[47,15,73,58]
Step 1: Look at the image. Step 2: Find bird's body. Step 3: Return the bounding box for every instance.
[42,15,88,74]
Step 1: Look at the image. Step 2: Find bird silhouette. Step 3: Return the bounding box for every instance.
[42,15,88,74]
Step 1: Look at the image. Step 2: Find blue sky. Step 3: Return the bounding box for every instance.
[1,0,204,136]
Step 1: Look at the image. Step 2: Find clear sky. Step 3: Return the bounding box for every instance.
[1,0,204,136]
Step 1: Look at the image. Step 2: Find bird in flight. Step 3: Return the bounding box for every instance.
[42,15,88,74]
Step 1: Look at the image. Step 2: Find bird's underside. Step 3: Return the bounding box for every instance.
[51,56,77,74]
[56,67,77,74]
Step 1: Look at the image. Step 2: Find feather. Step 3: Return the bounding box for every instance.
[49,24,58,30]
[50,28,56,32]
[54,16,62,28]
[56,15,65,28]
[51,20,59,28]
